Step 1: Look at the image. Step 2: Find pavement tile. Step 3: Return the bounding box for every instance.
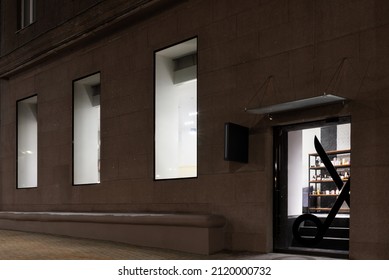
[0,229,335,260]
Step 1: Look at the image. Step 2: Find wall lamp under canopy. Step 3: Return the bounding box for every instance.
[245,94,347,115]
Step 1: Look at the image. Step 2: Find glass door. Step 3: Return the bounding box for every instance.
[273,117,351,256]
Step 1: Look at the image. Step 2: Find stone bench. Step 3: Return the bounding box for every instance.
[0,211,226,255]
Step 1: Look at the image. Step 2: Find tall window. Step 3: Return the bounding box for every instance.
[73,73,101,185]
[155,38,197,180]
[18,0,36,29]
[17,95,38,189]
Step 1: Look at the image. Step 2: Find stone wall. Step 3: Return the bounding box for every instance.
[1,0,389,258]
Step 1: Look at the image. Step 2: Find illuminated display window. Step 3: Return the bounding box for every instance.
[17,95,38,189]
[154,38,197,180]
[73,73,101,185]
[18,0,36,29]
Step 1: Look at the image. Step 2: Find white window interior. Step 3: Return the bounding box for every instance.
[17,95,38,188]
[73,73,101,185]
[20,0,35,29]
[155,38,197,180]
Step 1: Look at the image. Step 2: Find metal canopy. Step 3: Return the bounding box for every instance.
[245,94,347,115]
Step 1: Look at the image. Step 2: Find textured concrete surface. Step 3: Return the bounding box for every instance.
[4,0,389,258]
[0,229,335,260]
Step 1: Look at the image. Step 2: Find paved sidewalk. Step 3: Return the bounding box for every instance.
[0,229,336,260]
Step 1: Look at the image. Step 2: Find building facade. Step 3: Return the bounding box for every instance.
[1,0,389,259]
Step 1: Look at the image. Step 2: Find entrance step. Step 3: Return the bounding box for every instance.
[292,216,349,251]
[292,236,349,251]
[304,216,349,228]
[300,226,349,238]
[286,247,349,259]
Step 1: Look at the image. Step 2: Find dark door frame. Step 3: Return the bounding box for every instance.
[273,116,351,255]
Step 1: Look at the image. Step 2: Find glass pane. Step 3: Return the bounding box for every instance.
[155,38,197,180]
[21,0,35,27]
[73,73,101,185]
[288,123,351,216]
[17,95,38,188]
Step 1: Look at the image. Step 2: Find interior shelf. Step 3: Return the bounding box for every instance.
[308,149,351,214]
[310,164,351,169]
[309,207,350,212]
[309,179,349,183]
[309,194,339,197]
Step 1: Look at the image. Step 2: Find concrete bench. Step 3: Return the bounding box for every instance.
[0,211,226,255]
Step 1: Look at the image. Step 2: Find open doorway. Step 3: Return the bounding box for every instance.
[273,117,351,258]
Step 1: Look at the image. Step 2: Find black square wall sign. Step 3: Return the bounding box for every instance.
[224,122,249,163]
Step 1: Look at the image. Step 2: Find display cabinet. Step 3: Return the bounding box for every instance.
[308,149,351,213]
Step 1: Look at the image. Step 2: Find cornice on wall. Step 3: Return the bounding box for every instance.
[0,0,177,79]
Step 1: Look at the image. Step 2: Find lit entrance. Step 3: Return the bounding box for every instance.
[273,117,350,257]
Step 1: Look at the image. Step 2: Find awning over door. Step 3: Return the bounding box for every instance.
[245,94,347,115]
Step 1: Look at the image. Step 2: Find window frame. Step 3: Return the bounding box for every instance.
[16,94,38,189]
[153,37,199,181]
[18,0,36,30]
[72,71,101,186]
